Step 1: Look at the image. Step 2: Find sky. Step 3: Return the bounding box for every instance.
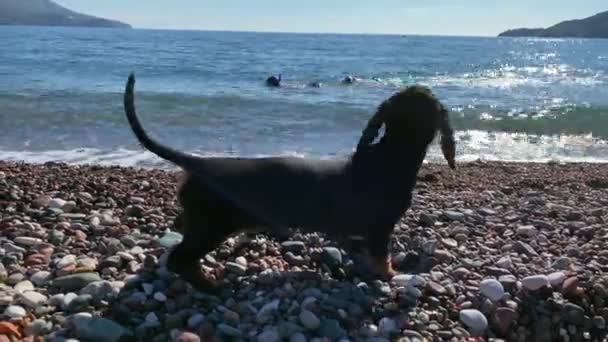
[55,0,607,36]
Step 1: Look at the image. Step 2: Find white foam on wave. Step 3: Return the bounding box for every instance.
[2,132,608,170]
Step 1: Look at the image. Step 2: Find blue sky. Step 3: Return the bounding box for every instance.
[56,0,607,36]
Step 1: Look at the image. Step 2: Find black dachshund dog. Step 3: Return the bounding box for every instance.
[123,73,456,292]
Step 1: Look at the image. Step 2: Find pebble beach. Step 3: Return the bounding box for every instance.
[0,160,607,342]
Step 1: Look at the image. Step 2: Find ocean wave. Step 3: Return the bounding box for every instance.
[1,129,607,169]
[451,106,608,139]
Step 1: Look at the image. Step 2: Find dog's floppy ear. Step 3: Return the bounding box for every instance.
[439,103,456,169]
[357,102,388,151]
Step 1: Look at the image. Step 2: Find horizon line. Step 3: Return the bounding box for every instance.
[104,25,501,38]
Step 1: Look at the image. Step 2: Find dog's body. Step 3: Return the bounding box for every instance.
[123,74,455,292]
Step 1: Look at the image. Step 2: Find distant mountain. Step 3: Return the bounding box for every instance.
[499,11,608,39]
[0,0,131,28]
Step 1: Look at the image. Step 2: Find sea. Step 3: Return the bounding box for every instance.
[1,26,608,168]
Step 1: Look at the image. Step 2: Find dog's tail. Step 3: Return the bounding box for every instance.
[123,73,288,231]
[123,73,200,170]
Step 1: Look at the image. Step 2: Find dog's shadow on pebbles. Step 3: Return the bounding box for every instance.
[98,233,427,342]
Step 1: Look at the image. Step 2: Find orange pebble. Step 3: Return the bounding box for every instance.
[0,322,21,339]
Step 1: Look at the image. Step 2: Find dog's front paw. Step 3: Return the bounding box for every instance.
[378,257,397,280]
[361,252,397,281]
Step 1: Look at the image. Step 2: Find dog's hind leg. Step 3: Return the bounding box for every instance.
[365,227,397,280]
[166,208,233,293]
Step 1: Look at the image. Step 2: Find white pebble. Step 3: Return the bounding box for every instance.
[235,256,248,267]
[391,274,426,287]
[459,309,488,333]
[57,254,77,269]
[522,275,549,291]
[20,291,48,308]
[480,279,505,302]
[48,198,66,209]
[90,216,101,227]
[14,280,34,293]
[4,305,27,318]
[548,272,566,287]
[62,293,78,309]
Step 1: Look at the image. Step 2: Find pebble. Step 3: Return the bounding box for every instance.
[516,225,537,237]
[53,273,102,291]
[522,275,549,291]
[257,329,280,342]
[80,280,121,301]
[290,332,307,342]
[67,294,93,312]
[158,232,183,248]
[480,279,505,301]
[257,299,280,322]
[318,319,346,339]
[187,314,205,329]
[444,210,465,221]
[225,262,247,275]
[25,318,53,336]
[593,316,606,329]
[299,310,321,330]
[378,317,398,336]
[69,313,131,342]
[427,281,447,295]
[125,205,145,218]
[459,309,488,333]
[562,276,579,295]
[62,292,78,309]
[551,256,572,270]
[281,241,307,254]
[548,272,566,287]
[392,274,425,287]
[14,237,42,247]
[493,307,516,336]
[217,323,242,337]
[2,162,607,341]
[3,305,27,318]
[48,198,66,209]
[422,240,438,255]
[174,331,200,342]
[564,303,585,325]
[57,254,77,269]
[321,247,342,267]
[495,256,513,269]
[19,291,47,308]
[14,280,35,293]
[0,263,6,282]
[153,292,167,302]
[514,241,538,256]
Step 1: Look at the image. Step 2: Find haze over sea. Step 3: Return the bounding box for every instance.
[1,27,608,168]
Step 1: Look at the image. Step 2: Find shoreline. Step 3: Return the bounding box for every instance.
[0,160,607,341]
